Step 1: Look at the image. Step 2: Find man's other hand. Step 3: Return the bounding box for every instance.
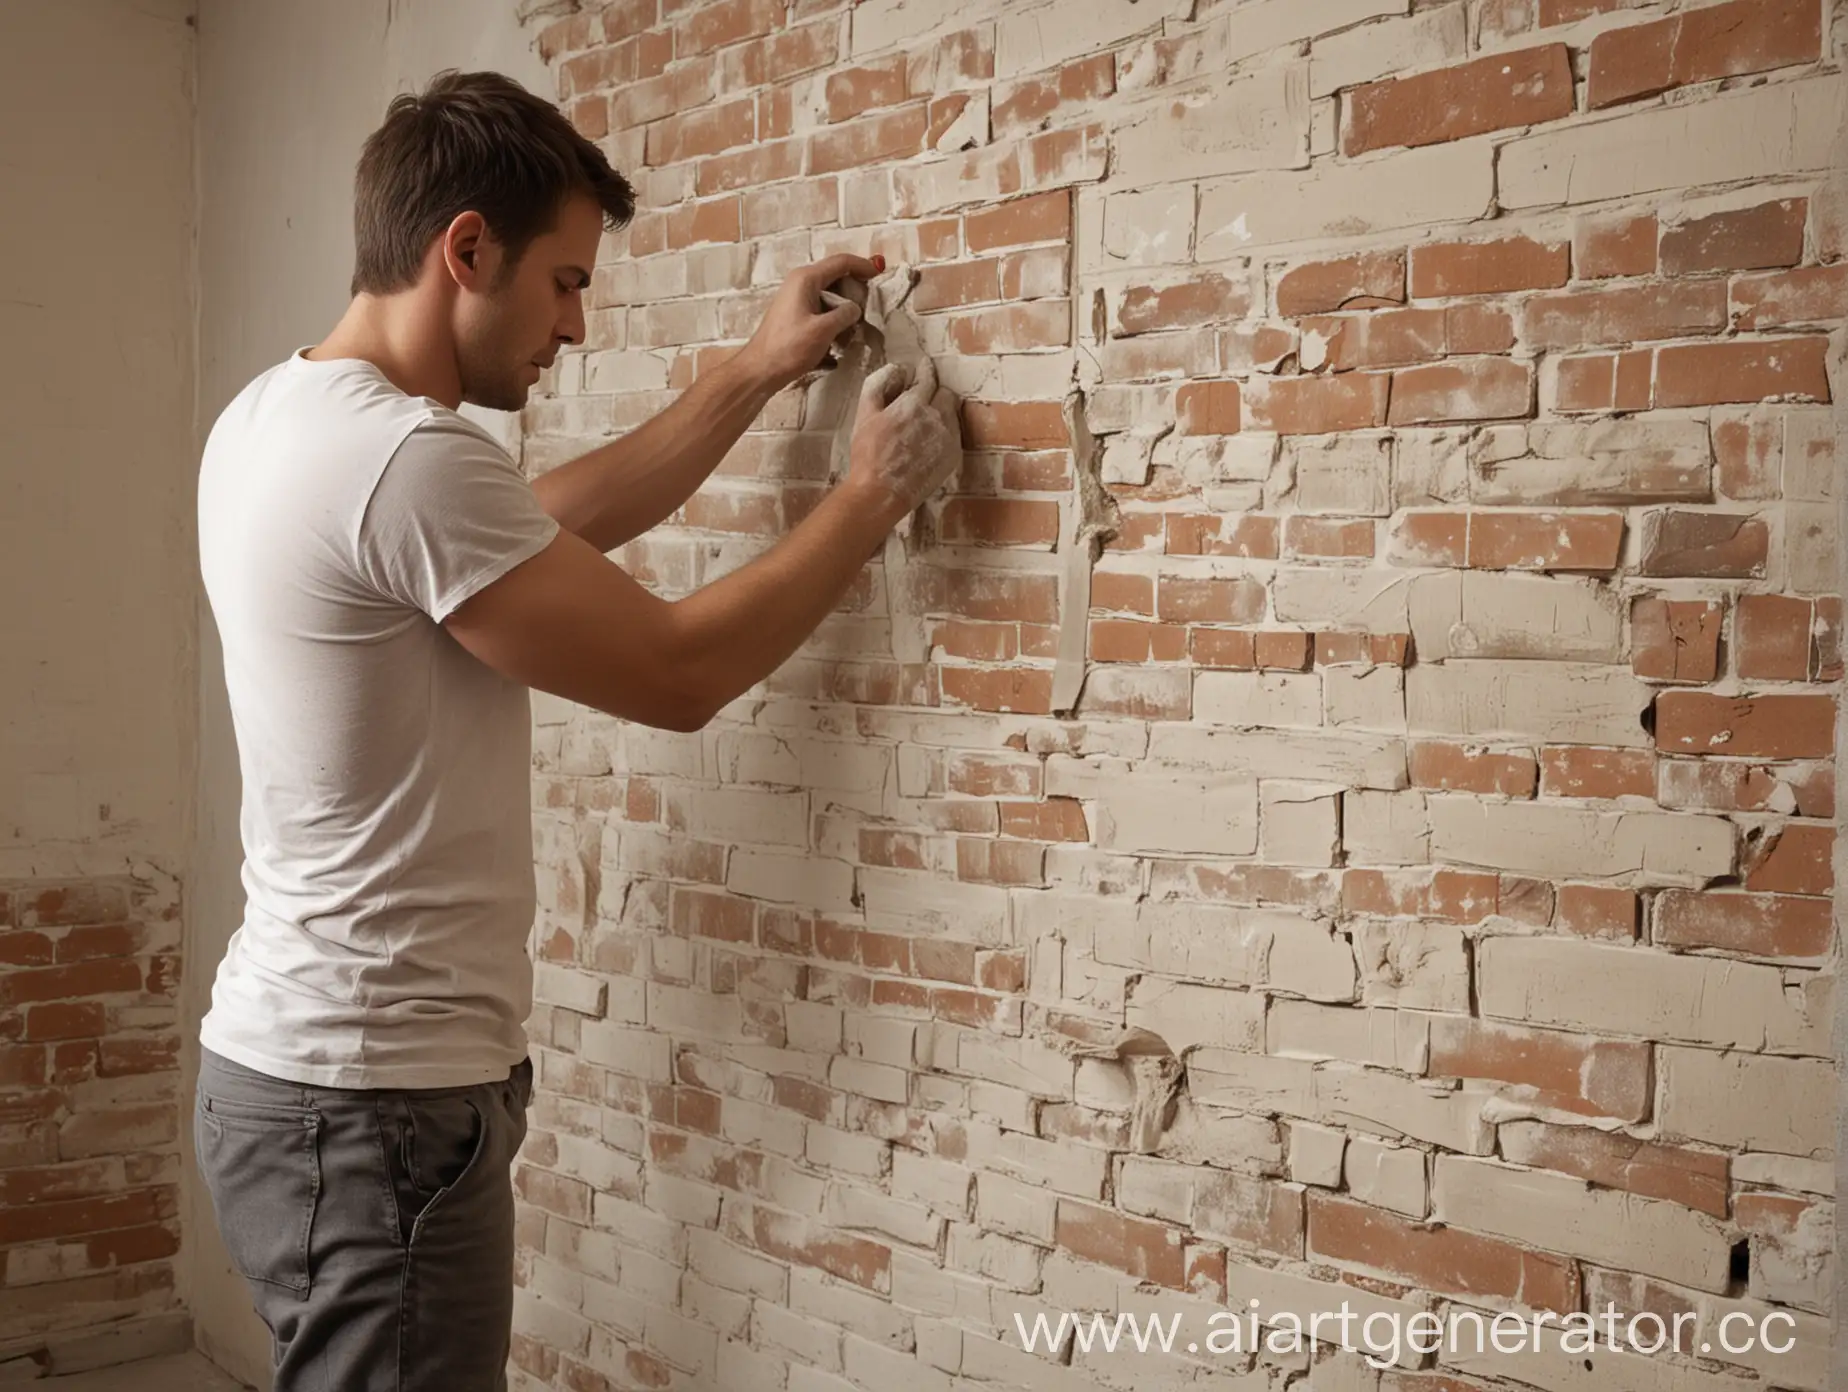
[847,357,962,525]
[739,253,885,391]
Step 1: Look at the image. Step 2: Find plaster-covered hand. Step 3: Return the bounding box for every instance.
[739,253,884,390]
[847,358,962,524]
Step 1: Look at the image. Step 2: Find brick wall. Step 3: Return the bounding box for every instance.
[517,0,1843,1387]
[0,872,184,1351]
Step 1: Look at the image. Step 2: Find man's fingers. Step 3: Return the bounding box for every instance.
[902,354,939,407]
[860,362,910,412]
[801,252,882,294]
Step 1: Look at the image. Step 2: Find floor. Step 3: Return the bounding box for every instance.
[42,1352,250,1391]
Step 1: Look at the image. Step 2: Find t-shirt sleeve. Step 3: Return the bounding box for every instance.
[356,415,561,623]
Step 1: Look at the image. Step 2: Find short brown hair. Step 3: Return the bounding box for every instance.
[350,69,634,296]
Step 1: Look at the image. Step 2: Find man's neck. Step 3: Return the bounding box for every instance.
[308,293,463,409]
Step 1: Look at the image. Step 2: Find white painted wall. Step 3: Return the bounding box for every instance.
[188,3,548,1381]
[0,0,197,883]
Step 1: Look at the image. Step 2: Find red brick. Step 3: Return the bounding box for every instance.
[1174,379,1242,436]
[1555,884,1639,940]
[1090,619,1186,663]
[1575,213,1657,280]
[1253,631,1314,671]
[1638,510,1767,579]
[1165,514,1279,559]
[752,1210,890,1290]
[1657,336,1832,406]
[1467,511,1624,571]
[1410,236,1570,298]
[947,303,1070,354]
[1388,511,1468,567]
[22,884,130,927]
[664,195,741,250]
[0,1189,168,1246]
[1344,45,1572,155]
[1431,1014,1648,1121]
[992,53,1115,137]
[809,104,929,174]
[960,400,1067,449]
[997,800,1089,842]
[1283,516,1374,560]
[0,960,140,1007]
[1276,252,1404,316]
[1500,1120,1729,1217]
[1250,373,1391,434]
[1409,741,1537,797]
[825,56,907,122]
[1736,594,1813,681]
[1630,597,1722,683]
[912,259,1001,312]
[646,98,755,165]
[697,139,804,196]
[1743,821,1833,896]
[99,1035,180,1077]
[1731,264,1848,331]
[1301,308,1446,371]
[940,666,1054,714]
[1388,358,1532,425]
[1447,303,1517,355]
[1588,0,1822,109]
[1314,632,1411,667]
[1530,283,1728,352]
[1657,758,1833,817]
[1308,1192,1581,1311]
[723,19,838,87]
[1056,1200,1185,1288]
[1655,890,1832,960]
[0,931,53,967]
[1539,746,1654,800]
[678,0,781,57]
[965,191,1071,253]
[1090,571,1153,615]
[1189,629,1256,669]
[1661,200,1807,276]
[1157,577,1266,625]
[1655,692,1835,758]
[1118,272,1250,336]
[955,836,1044,886]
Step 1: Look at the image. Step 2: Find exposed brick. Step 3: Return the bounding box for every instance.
[1588,0,1822,109]
[1655,890,1832,960]
[1574,213,1657,280]
[1343,45,1573,156]
[1276,252,1405,316]
[1637,510,1768,579]
[1555,884,1639,940]
[1388,358,1532,425]
[1057,1200,1185,1288]
[1308,1191,1581,1311]
[1467,511,1624,571]
[1429,1015,1647,1122]
[1156,576,1266,625]
[940,666,1055,714]
[1410,236,1570,298]
[1661,200,1807,276]
[965,191,1071,253]
[1538,746,1655,800]
[1743,821,1833,896]
[1731,264,1848,331]
[1522,281,1727,349]
[825,56,908,122]
[1117,272,1250,336]
[1249,373,1392,434]
[1409,741,1538,798]
[1735,594,1813,681]
[1655,692,1836,758]
[1174,380,1242,436]
[1630,598,1722,683]
[1656,334,1832,408]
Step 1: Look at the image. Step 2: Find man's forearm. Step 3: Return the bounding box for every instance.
[532,351,780,553]
[667,475,901,721]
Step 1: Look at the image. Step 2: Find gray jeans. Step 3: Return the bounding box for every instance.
[194,1047,532,1391]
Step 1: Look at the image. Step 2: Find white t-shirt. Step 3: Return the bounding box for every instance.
[197,350,560,1088]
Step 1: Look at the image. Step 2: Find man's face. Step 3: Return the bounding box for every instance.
[454,193,603,412]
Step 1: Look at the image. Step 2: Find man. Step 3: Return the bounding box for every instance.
[193,69,960,1390]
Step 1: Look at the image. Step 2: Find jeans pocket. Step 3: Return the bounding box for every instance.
[402,1094,486,1242]
[197,1094,321,1295]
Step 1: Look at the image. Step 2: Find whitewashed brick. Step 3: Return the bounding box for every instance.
[1427,797,1732,885]
[1655,1047,1836,1157]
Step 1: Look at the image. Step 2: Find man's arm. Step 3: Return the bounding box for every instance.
[447,358,960,731]
[531,253,881,554]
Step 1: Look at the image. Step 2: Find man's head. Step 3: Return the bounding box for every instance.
[351,70,634,410]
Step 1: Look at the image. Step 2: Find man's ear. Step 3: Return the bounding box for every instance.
[440,210,490,289]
